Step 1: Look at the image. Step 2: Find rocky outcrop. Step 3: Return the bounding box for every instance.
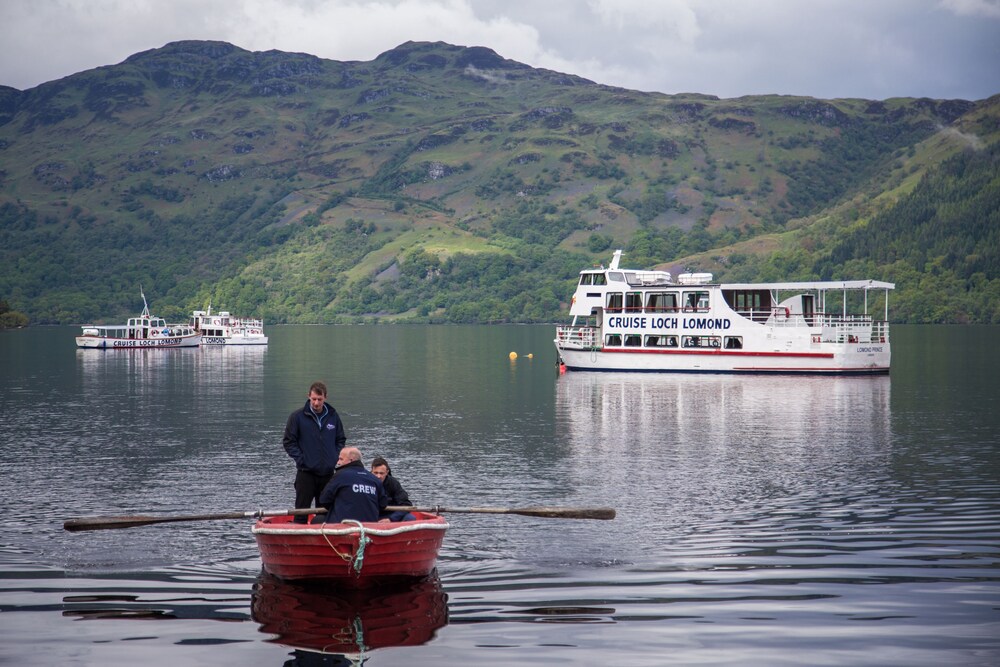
[776,100,849,126]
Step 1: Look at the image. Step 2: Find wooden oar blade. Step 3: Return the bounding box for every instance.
[509,506,617,520]
[387,505,616,520]
[64,512,248,531]
[64,515,162,531]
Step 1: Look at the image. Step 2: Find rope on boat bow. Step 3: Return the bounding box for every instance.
[347,520,371,575]
[322,519,371,576]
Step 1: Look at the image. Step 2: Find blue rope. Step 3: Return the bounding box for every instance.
[352,614,367,655]
[344,520,370,575]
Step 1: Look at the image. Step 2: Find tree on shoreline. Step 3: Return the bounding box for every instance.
[0,299,29,328]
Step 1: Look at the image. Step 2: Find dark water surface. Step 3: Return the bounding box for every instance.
[1,324,998,666]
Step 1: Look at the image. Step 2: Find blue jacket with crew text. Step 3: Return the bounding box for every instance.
[318,460,388,523]
[282,400,346,477]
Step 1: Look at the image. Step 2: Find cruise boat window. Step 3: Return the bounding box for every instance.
[726,289,769,315]
[593,274,606,285]
[645,335,679,348]
[738,292,762,310]
[607,271,625,283]
[646,292,678,312]
[625,292,643,312]
[624,334,642,347]
[682,335,721,348]
[605,333,622,346]
[724,336,743,349]
[606,293,623,312]
[683,291,710,311]
[580,274,593,285]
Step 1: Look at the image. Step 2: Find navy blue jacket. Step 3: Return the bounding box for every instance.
[282,401,346,477]
[318,460,388,523]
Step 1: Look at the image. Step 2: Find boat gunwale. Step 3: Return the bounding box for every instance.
[253,517,449,538]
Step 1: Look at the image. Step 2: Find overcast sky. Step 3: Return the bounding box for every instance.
[1,0,998,100]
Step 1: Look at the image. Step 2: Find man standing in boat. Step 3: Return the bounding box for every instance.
[282,381,347,523]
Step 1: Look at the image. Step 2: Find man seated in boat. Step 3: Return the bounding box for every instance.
[315,447,388,524]
[370,456,416,522]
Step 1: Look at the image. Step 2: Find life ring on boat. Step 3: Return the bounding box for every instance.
[150,329,159,336]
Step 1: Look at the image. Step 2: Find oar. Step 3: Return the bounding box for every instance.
[64,504,616,532]
[64,507,320,532]
[386,505,616,520]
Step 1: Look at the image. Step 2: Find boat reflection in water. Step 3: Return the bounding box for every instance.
[555,371,892,456]
[251,570,448,657]
[553,372,894,556]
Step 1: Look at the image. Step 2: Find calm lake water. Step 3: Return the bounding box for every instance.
[1,324,998,666]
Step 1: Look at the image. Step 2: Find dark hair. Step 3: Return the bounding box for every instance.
[308,381,327,397]
[371,456,391,475]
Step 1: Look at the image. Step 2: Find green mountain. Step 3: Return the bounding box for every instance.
[1,40,997,325]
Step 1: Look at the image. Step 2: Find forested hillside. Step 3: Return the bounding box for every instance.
[0,40,997,325]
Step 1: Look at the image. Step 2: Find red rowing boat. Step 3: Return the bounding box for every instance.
[252,511,448,585]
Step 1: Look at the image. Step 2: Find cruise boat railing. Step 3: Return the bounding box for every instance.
[819,317,890,344]
[555,326,600,349]
[760,312,890,344]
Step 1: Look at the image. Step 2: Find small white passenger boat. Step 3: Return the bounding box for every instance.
[76,295,201,349]
[555,250,894,374]
[190,307,268,345]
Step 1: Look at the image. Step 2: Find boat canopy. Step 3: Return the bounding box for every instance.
[720,279,894,291]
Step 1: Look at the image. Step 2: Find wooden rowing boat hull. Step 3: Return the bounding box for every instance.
[252,512,448,585]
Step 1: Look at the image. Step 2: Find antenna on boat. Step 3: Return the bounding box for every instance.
[609,249,622,270]
[139,286,150,319]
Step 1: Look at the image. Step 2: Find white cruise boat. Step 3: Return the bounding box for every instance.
[555,250,893,374]
[76,294,201,349]
[190,307,268,345]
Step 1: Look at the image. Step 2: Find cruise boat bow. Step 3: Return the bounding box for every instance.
[555,250,893,374]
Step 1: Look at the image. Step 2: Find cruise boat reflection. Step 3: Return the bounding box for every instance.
[251,570,448,655]
[191,344,266,390]
[77,344,265,395]
[555,372,892,454]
